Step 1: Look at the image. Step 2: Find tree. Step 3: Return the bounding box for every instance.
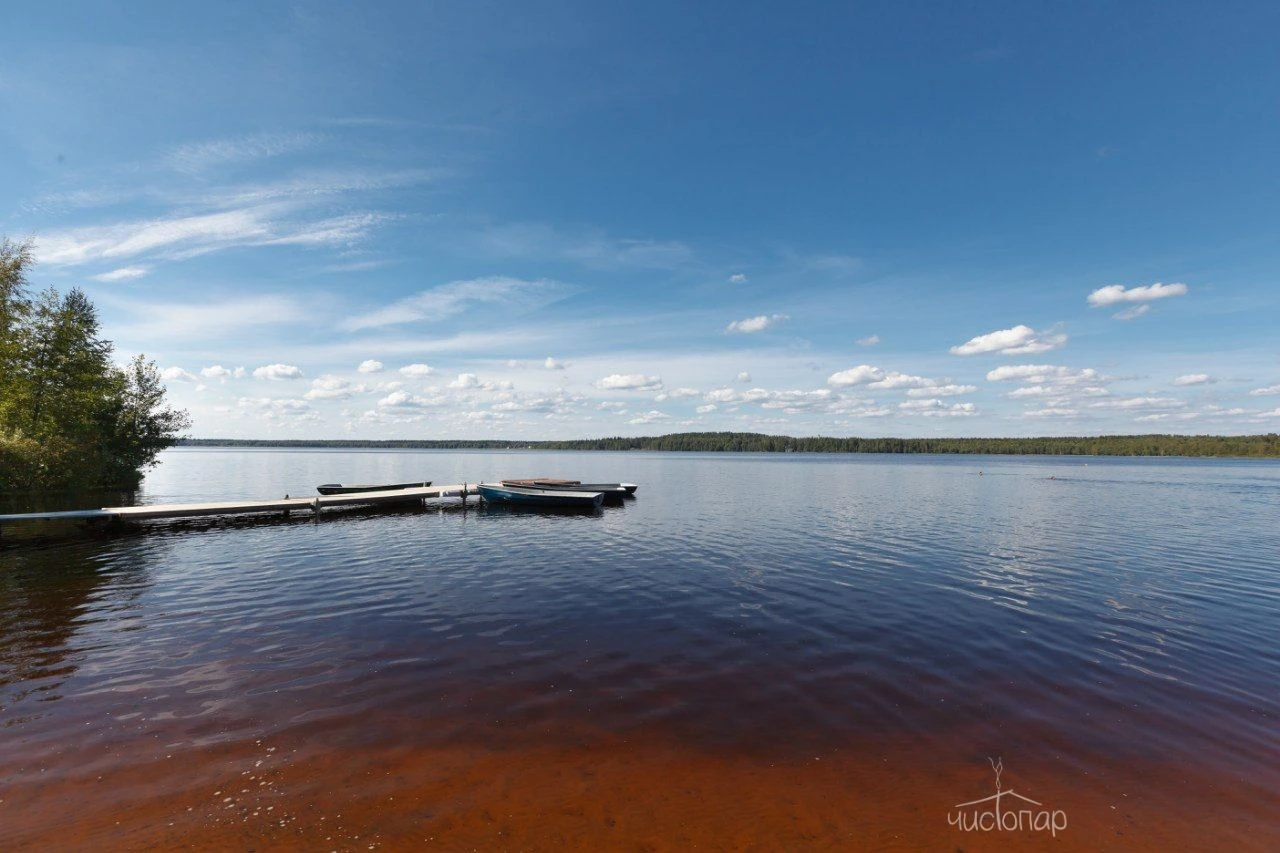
[0,238,191,491]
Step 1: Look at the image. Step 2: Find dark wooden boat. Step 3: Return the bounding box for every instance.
[316,481,431,495]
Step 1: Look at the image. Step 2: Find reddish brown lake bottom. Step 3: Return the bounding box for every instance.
[3,715,1274,852]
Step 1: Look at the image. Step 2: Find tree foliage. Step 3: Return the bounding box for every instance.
[0,238,191,491]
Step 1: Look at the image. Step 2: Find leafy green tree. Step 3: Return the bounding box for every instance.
[0,238,191,491]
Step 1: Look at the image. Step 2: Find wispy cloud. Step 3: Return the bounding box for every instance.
[950,325,1067,356]
[165,132,325,175]
[1088,396,1186,410]
[1249,383,1280,396]
[36,204,387,266]
[105,294,310,343]
[342,276,571,331]
[1172,373,1214,386]
[477,222,694,271]
[727,313,788,334]
[857,334,880,346]
[91,266,149,282]
[1113,304,1150,321]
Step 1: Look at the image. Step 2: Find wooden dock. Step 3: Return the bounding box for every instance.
[0,484,481,530]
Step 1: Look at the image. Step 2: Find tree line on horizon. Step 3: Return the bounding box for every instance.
[1,239,190,491]
[179,431,1280,458]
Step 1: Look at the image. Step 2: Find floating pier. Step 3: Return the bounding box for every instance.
[0,484,480,532]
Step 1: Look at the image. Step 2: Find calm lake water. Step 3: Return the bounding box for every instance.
[2,448,1278,851]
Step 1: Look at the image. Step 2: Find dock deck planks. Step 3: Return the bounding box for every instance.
[0,484,480,527]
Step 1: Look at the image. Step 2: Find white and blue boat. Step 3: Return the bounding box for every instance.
[477,482,605,508]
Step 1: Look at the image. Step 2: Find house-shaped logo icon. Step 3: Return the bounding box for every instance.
[948,758,1067,837]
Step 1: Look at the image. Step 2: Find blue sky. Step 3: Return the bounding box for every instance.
[3,1,1278,438]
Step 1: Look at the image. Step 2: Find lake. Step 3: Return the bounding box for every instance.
[2,448,1278,851]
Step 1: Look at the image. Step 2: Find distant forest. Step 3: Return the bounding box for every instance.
[180,432,1280,458]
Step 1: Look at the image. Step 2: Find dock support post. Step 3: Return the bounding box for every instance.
[283,494,290,519]
[312,497,321,521]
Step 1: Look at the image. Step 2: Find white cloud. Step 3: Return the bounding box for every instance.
[357,359,385,374]
[906,383,976,397]
[200,365,243,382]
[377,390,445,409]
[628,410,671,424]
[827,365,884,387]
[462,411,509,423]
[596,374,663,391]
[727,313,788,334]
[1248,384,1280,396]
[867,372,936,390]
[898,399,977,417]
[1114,304,1150,321]
[343,276,569,331]
[696,404,717,414]
[544,356,567,370]
[237,396,317,420]
[736,371,752,383]
[253,363,303,380]
[1022,407,1079,418]
[704,388,832,411]
[448,373,480,390]
[161,367,197,382]
[950,325,1067,356]
[305,375,357,400]
[728,273,748,283]
[1087,282,1188,307]
[1173,374,1214,387]
[399,363,435,378]
[91,266,149,282]
[986,364,1102,385]
[857,334,880,346]
[1088,397,1186,410]
[668,388,701,398]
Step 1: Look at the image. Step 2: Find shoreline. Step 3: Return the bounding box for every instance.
[176,432,1280,458]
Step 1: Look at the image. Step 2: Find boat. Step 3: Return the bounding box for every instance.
[316,481,431,495]
[502,479,628,501]
[502,478,638,495]
[476,482,604,508]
